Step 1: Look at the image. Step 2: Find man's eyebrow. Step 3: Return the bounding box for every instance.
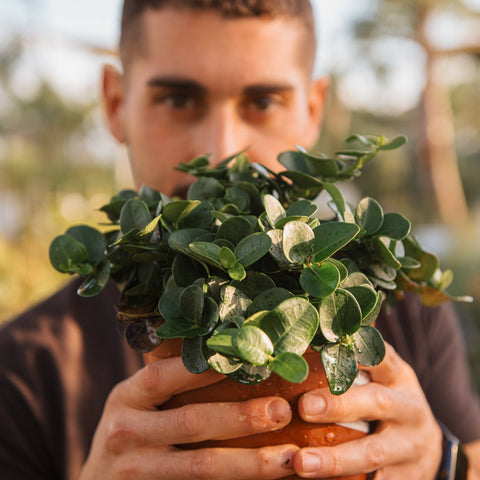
[146,77,207,94]
[243,84,295,95]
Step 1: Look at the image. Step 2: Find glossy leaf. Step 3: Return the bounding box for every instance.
[270,352,309,383]
[355,197,383,235]
[321,343,358,395]
[235,232,272,267]
[260,297,319,355]
[179,284,204,323]
[377,213,411,240]
[233,327,274,366]
[353,326,386,367]
[263,194,286,227]
[49,234,89,274]
[312,222,360,263]
[182,336,210,373]
[300,262,340,298]
[282,221,315,264]
[120,199,151,234]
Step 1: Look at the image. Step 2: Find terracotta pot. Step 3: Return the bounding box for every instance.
[144,340,367,480]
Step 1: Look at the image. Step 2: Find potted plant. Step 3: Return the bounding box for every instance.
[49,134,470,478]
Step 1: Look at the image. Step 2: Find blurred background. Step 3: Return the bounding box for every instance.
[0,0,479,389]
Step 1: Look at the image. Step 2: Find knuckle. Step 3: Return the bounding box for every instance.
[105,420,137,454]
[140,362,162,396]
[373,386,392,418]
[365,439,386,471]
[173,404,206,440]
[189,449,221,480]
[327,450,343,477]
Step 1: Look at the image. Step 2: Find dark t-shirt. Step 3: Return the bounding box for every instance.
[0,279,479,479]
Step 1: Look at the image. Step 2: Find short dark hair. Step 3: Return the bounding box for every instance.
[120,0,316,73]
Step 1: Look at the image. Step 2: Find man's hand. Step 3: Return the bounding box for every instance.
[293,343,443,479]
[79,356,298,480]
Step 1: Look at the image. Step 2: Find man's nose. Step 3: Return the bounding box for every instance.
[199,104,249,165]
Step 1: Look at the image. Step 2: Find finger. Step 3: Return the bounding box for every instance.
[108,397,292,449]
[115,356,224,409]
[293,429,418,478]
[298,382,418,424]
[115,445,299,480]
[362,343,416,386]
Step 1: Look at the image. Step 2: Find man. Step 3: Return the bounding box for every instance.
[1,1,479,479]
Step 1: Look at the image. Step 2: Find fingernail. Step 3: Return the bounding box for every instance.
[267,398,291,424]
[301,452,321,473]
[304,394,326,416]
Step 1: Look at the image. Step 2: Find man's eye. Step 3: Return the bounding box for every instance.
[249,96,275,111]
[157,93,195,110]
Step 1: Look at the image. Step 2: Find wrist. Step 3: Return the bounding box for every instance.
[437,421,469,480]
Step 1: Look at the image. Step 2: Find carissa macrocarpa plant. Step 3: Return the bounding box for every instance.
[49,134,472,395]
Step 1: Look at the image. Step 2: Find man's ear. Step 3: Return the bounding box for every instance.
[306,76,330,144]
[102,64,127,143]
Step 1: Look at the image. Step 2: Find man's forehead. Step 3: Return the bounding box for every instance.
[127,8,309,88]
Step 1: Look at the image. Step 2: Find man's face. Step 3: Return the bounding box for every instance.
[104,8,328,196]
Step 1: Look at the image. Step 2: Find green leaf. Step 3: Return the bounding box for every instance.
[353,326,386,367]
[168,228,210,254]
[270,352,309,383]
[158,287,184,322]
[260,297,319,355]
[77,259,111,297]
[277,150,310,175]
[362,291,383,326]
[219,286,252,323]
[49,234,89,273]
[66,225,106,263]
[377,213,411,241]
[120,199,151,234]
[182,336,210,373]
[234,232,271,267]
[208,352,242,375]
[321,343,358,395]
[398,256,421,270]
[177,202,214,230]
[319,289,362,338]
[286,199,318,218]
[206,328,240,357]
[179,284,205,323]
[324,183,354,222]
[344,285,377,320]
[216,216,253,246]
[355,197,384,235]
[233,327,274,366]
[188,242,223,269]
[312,222,360,263]
[163,200,201,228]
[230,272,276,300]
[378,135,407,151]
[263,194,286,227]
[228,262,246,281]
[156,318,202,338]
[249,287,294,315]
[373,238,402,270]
[172,254,207,287]
[300,263,340,298]
[187,176,225,201]
[282,221,315,264]
[267,229,292,266]
[219,246,237,269]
